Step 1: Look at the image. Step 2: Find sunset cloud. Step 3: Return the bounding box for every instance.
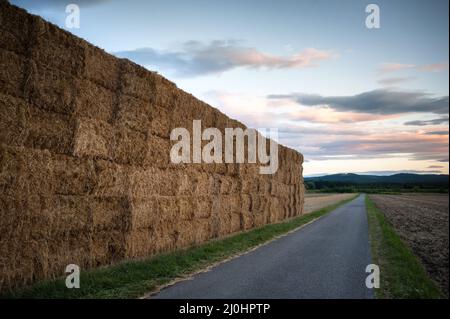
[288,109,397,124]
[378,62,448,74]
[268,89,449,115]
[301,132,449,161]
[377,76,416,86]
[378,63,416,73]
[206,91,448,164]
[115,41,336,77]
[404,116,449,126]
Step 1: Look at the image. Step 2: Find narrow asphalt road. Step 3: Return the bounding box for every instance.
[152,194,373,299]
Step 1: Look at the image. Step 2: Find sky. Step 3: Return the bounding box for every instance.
[11,0,449,176]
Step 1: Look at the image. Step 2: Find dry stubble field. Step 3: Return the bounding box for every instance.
[369,194,449,296]
[304,193,357,214]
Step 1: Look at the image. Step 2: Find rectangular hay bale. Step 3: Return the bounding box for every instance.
[125,228,154,258]
[30,18,85,77]
[83,43,120,90]
[0,145,53,196]
[145,134,171,168]
[90,229,127,266]
[73,118,113,159]
[0,48,25,98]
[113,125,147,165]
[0,2,29,55]
[26,62,77,115]
[115,94,152,133]
[91,196,130,231]
[0,93,28,146]
[50,154,96,195]
[24,107,75,155]
[128,196,158,230]
[93,159,129,196]
[73,79,115,122]
[119,60,156,101]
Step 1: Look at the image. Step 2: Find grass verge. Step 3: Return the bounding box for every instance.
[3,195,358,299]
[365,195,442,299]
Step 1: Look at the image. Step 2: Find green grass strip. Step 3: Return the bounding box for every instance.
[4,194,358,299]
[365,195,443,299]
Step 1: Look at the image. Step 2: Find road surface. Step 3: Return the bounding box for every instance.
[152,194,373,299]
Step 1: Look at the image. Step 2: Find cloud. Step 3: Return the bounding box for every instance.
[424,131,449,135]
[377,76,416,86]
[404,116,449,126]
[428,165,444,169]
[115,41,336,77]
[418,63,449,72]
[303,133,449,161]
[378,62,448,74]
[206,90,448,164]
[288,109,397,124]
[378,63,416,73]
[268,89,449,115]
[353,170,444,175]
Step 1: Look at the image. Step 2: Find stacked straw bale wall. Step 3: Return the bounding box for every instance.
[0,1,304,291]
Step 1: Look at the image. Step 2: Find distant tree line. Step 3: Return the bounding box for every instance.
[304,181,448,194]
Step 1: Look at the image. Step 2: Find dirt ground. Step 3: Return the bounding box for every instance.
[370,194,449,296]
[304,193,357,214]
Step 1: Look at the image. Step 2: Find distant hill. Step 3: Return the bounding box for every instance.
[305,173,449,185]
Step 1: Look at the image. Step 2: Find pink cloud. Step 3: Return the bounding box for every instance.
[290,108,399,123]
[378,63,416,73]
[418,62,449,72]
[378,62,449,74]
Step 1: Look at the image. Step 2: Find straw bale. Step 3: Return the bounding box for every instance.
[26,62,77,115]
[152,82,180,110]
[0,2,29,55]
[151,231,176,254]
[44,233,91,278]
[214,163,227,175]
[177,197,195,221]
[0,145,53,196]
[194,196,212,219]
[36,195,91,237]
[83,43,119,90]
[193,219,211,243]
[177,168,196,196]
[230,213,242,233]
[113,125,147,165]
[120,59,155,101]
[125,228,154,258]
[157,196,179,222]
[241,178,258,194]
[30,18,85,77]
[0,48,25,98]
[116,94,152,133]
[50,154,96,195]
[195,172,214,195]
[128,167,177,197]
[0,93,28,146]
[91,196,130,231]
[73,79,115,122]
[24,107,75,155]
[149,105,171,138]
[90,229,127,266]
[219,175,233,194]
[145,134,171,168]
[93,159,128,196]
[73,118,113,159]
[127,196,158,230]
[174,221,196,248]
